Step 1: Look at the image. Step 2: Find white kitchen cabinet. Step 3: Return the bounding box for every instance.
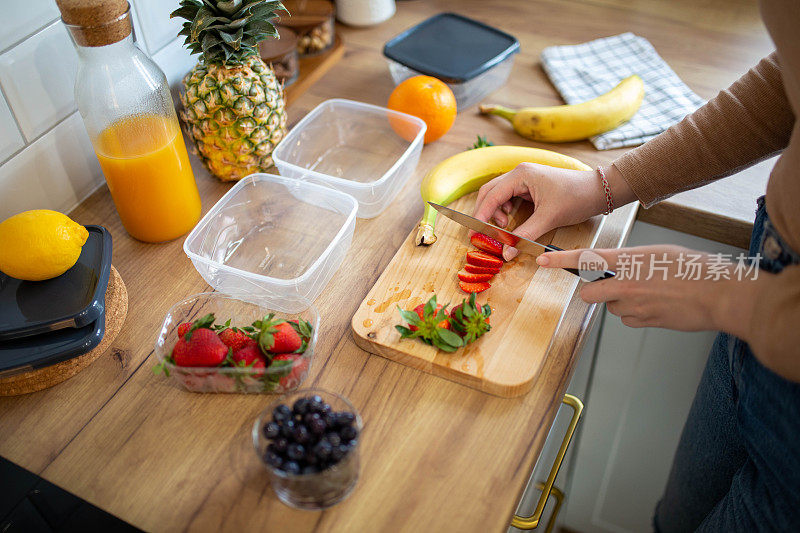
[560,221,745,533]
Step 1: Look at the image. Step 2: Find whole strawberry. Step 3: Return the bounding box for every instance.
[173,328,229,367]
[218,328,253,351]
[231,343,266,376]
[253,314,304,354]
[271,353,309,389]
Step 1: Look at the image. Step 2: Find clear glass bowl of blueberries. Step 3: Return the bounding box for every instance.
[253,388,363,509]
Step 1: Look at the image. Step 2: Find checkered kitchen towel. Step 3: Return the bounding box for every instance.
[541,32,704,150]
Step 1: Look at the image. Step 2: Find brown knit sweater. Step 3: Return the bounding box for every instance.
[612,0,799,365]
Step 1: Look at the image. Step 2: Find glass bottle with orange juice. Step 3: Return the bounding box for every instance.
[59,0,200,243]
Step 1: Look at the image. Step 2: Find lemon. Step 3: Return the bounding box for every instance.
[0,210,89,281]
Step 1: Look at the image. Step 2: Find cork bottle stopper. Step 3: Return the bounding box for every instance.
[56,0,132,47]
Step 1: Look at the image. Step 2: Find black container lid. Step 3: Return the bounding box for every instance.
[0,225,112,340]
[383,12,520,84]
[0,308,105,375]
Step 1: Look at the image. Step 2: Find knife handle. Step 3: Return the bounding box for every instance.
[542,244,616,282]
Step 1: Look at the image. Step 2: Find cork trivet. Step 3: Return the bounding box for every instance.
[0,266,128,396]
[56,0,131,47]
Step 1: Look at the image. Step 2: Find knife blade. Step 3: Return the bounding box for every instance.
[427,202,615,282]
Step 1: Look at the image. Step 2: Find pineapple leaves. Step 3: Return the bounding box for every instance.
[173,0,286,65]
[216,0,243,14]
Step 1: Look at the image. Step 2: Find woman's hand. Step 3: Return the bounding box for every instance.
[472,162,636,260]
[537,245,761,337]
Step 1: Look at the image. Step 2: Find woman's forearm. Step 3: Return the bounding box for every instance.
[612,53,793,207]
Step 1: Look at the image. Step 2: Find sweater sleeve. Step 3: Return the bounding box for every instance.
[612,53,794,207]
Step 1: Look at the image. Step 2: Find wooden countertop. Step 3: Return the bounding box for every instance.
[0,1,771,531]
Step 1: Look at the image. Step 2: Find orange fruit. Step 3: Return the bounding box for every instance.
[387,75,457,144]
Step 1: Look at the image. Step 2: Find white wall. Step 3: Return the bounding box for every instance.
[0,0,199,221]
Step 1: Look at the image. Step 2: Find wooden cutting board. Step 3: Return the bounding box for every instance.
[351,194,605,397]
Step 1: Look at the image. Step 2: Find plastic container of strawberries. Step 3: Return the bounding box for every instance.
[154,293,319,394]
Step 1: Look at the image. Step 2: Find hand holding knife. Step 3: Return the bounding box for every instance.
[427,202,615,282]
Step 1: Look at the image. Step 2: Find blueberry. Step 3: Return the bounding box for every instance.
[280,419,296,439]
[303,412,321,425]
[292,397,310,415]
[336,411,356,426]
[308,417,326,436]
[273,437,289,454]
[323,412,337,428]
[313,440,332,460]
[287,443,305,461]
[325,432,341,447]
[304,449,318,465]
[309,394,323,405]
[320,402,332,414]
[340,425,358,442]
[283,461,300,475]
[263,421,280,439]
[272,404,291,423]
[331,443,349,462]
[264,451,282,468]
[302,465,319,475]
[292,424,311,444]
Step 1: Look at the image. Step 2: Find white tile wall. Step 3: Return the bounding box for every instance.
[0,0,60,52]
[0,0,195,221]
[0,113,102,221]
[0,22,79,141]
[0,96,24,162]
[131,0,182,56]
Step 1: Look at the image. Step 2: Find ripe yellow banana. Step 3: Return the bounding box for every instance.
[416,145,590,245]
[479,75,645,143]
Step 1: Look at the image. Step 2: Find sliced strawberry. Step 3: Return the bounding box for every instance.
[464,264,501,275]
[459,280,491,294]
[218,328,254,351]
[271,353,310,390]
[410,303,450,331]
[450,293,492,343]
[466,250,503,269]
[470,233,503,257]
[458,270,493,283]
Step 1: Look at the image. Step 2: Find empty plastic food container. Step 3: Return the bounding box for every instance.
[183,174,358,314]
[383,13,520,109]
[272,99,426,218]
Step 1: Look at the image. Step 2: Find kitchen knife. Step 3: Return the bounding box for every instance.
[427,202,615,282]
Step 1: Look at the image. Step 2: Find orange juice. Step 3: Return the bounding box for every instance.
[95,115,201,242]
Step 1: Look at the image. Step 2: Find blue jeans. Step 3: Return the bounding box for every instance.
[654,197,800,532]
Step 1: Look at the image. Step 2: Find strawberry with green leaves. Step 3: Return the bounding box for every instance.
[450,292,492,343]
[270,354,309,389]
[395,295,464,352]
[252,314,313,354]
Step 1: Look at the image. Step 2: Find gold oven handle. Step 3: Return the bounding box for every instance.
[511,394,584,530]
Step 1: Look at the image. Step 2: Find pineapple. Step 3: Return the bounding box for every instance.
[171,0,288,181]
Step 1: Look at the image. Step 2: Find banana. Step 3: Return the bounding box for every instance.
[416,145,590,245]
[479,75,644,143]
